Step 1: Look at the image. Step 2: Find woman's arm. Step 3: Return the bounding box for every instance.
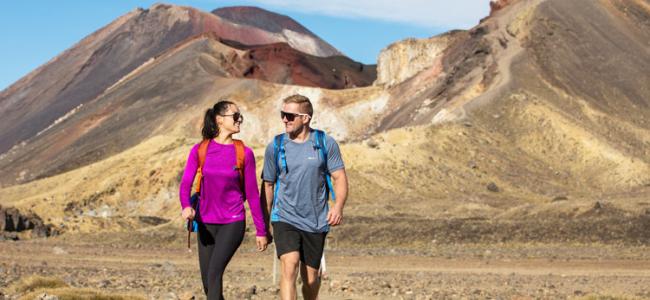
[179,144,199,210]
[243,148,268,237]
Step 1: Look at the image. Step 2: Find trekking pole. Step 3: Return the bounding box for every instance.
[319,237,327,280]
[320,253,327,278]
[273,247,278,284]
[186,219,193,253]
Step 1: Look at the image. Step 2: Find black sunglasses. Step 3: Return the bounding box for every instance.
[219,112,243,123]
[281,111,310,121]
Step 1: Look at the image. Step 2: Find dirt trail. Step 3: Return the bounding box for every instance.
[2,237,650,299]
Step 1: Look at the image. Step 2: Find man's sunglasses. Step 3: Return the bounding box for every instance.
[219,112,243,123]
[281,111,310,121]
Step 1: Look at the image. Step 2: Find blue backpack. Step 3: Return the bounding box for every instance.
[270,129,335,221]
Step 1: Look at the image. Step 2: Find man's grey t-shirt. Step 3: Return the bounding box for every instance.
[262,131,344,233]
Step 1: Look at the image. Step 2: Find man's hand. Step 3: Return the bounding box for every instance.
[328,169,348,227]
[327,205,343,226]
[181,207,195,220]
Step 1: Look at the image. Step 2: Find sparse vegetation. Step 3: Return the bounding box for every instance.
[5,276,146,299]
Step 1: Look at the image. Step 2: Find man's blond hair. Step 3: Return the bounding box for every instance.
[282,94,313,116]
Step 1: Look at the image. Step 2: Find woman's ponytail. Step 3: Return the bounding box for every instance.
[202,108,217,140]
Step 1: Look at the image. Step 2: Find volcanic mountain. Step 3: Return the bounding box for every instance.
[0,4,374,157]
[0,4,375,186]
[1,0,649,244]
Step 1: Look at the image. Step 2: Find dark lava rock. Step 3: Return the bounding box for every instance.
[552,196,568,202]
[0,206,57,239]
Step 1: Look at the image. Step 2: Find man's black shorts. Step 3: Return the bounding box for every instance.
[272,221,327,269]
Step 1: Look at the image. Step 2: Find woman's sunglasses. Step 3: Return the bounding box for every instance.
[219,112,243,123]
[281,111,310,121]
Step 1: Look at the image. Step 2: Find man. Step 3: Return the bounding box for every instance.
[263,94,348,300]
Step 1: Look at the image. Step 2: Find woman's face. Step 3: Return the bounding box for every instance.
[216,104,243,135]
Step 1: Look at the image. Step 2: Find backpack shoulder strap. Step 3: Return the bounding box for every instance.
[273,133,287,174]
[313,129,328,165]
[313,129,336,201]
[270,133,286,222]
[233,139,246,198]
[194,139,210,194]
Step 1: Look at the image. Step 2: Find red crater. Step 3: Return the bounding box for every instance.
[222,41,376,89]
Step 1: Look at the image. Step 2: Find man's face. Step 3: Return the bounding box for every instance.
[281,103,310,134]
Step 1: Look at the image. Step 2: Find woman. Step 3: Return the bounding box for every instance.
[179,100,268,299]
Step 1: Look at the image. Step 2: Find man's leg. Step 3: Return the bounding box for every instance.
[280,251,300,300]
[300,262,321,300]
[299,230,327,300]
[273,222,302,300]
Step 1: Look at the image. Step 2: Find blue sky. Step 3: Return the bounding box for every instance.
[0,1,490,91]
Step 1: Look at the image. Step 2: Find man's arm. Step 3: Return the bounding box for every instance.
[263,181,275,216]
[327,168,348,226]
[260,141,277,234]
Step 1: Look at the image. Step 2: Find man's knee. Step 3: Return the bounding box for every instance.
[302,275,319,287]
[300,264,321,286]
[280,252,300,277]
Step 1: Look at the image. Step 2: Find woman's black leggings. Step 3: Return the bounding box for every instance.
[197,221,245,300]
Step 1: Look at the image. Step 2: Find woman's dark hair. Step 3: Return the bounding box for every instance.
[202,100,234,140]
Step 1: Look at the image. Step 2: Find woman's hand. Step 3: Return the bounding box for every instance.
[181,207,195,220]
[256,236,268,252]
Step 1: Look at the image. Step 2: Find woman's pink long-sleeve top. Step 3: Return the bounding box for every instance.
[179,140,267,237]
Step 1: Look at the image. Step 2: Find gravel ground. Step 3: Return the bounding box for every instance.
[1,233,650,299]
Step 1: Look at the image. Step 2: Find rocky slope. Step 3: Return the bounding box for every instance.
[375,33,457,88]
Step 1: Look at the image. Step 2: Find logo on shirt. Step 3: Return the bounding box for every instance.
[307,157,317,160]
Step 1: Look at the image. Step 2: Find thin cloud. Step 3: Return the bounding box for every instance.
[242,0,492,29]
